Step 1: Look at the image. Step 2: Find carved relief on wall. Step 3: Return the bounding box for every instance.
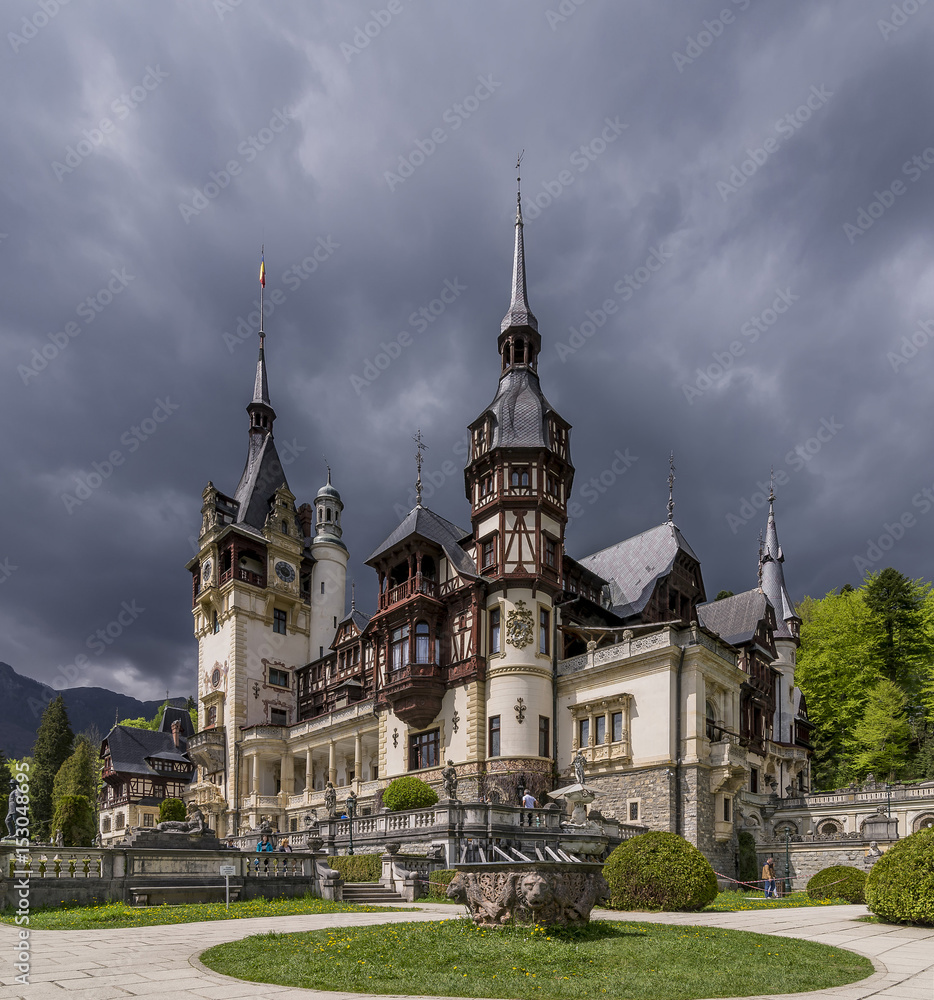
[506,600,534,649]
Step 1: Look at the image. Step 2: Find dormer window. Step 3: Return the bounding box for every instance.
[281,519,288,534]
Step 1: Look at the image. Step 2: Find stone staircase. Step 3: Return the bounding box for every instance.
[341,881,406,904]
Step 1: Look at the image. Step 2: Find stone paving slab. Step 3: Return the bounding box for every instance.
[0,902,932,999]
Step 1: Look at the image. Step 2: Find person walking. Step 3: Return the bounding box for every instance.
[761,856,776,898]
[521,789,538,826]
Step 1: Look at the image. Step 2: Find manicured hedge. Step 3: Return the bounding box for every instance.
[865,827,934,925]
[807,865,866,904]
[382,775,439,812]
[737,831,758,884]
[328,854,383,882]
[424,868,458,896]
[603,831,718,912]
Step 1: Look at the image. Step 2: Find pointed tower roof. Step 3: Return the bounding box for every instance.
[759,485,798,638]
[233,335,288,530]
[253,334,270,405]
[500,187,538,335]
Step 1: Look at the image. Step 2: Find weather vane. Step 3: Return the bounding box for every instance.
[413,429,428,506]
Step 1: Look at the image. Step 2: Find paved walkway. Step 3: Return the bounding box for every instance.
[0,902,931,1000]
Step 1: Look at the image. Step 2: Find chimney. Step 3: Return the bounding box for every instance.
[171,720,181,748]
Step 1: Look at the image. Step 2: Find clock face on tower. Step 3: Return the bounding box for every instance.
[275,561,295,583]
[202,559,212,583]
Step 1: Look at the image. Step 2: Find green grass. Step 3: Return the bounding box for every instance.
[702,890,855,912]
[0,893,403,930]
[200,917,873,1000]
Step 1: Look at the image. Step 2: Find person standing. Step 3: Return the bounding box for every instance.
[761,857,776,898]
[521,789,538,826]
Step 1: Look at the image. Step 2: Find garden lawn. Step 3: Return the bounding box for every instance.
[702,890,853,912]
[200,917,873,1000]
[0,894,402,930]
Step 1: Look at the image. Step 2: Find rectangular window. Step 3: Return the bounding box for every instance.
[750,767,759,794]
[270,708,288,726]
[207,705,217,727]
[489,715,501,757]
[723,796,731,822]
[538,716,550,758]
[142,813,154,827]
[482,537,496,569]
[539,608,550,655]
[268,667,289,688]
[579,718,590,748]
[480,473,493,497]
[273,608,287,634]
[544,537,557,568]
[595,715,606,745]
[629,801,639,822]
[408,729,440,770]
[489,607,501,654]
[290,818,297,832]
[391,625,409,671]
[116,812,125,830]
[612,711,623,743]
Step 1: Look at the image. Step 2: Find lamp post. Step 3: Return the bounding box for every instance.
[346,792,357,856]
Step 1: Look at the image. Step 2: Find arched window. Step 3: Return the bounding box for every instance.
[326,508,332,522]
[281,519,288,534]
[706,701,717,740]
[414,622,430,663]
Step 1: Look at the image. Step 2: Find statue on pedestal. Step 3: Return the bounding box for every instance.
[5,779,21,839]
[442,760,458,800]
[324,781,337,817]
[573,750,586,787]
[155,803,206,834]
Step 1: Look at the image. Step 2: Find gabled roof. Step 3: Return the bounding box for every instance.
[697,589,772,647]
[365,505,478,580]
[102,725,193,778]
[577,522,700,619]
[160,706,195,739]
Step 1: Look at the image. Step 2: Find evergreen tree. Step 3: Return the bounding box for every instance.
[0,747,11,791]
[862,569,933,697]
[52,737,99,820]
[849,679,911,780]
[51,794,97,848]
[30,696,74,841]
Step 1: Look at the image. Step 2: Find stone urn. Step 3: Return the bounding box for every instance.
[448,862,609,927]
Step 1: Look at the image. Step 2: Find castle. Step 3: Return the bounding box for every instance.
[177,188,816,873]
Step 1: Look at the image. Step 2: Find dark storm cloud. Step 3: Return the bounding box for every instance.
[2,0,933,698]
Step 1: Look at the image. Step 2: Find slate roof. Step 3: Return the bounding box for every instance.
[760,499,798,638]
[233,432,288,530]
[577,522,700,619]
[697,589,771,647]
[501,201,538,334]
[365,505,479,580]
[339,607,372,634]
[474,367,558,450]
[102,725,192,778]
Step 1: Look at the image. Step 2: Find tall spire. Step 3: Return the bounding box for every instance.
[667,452,676,523]
[759,479,799,639]
[500,151,538,335]
[253,335,270,405]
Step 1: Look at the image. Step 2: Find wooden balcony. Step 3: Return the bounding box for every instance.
[219,567,265,587]
[378,574,438,610]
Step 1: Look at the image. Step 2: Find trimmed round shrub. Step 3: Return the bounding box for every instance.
[158,797,186,822]
[603,831,718,911]
[865,827,934,925]
[382,776,439,812]
[737,830,758,884]
[807,865,866,904]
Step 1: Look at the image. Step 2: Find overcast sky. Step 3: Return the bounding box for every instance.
[1,0,932,701]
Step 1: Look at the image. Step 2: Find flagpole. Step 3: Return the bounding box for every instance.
[260,244,265,342]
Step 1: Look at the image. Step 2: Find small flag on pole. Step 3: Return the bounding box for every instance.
[259,250,266,288]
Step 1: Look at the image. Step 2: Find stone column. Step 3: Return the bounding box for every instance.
[354,735,362,789]
[280,752,293,795]
[328,741,337,785]
[305,749,313,797]
[251,754,260,795]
